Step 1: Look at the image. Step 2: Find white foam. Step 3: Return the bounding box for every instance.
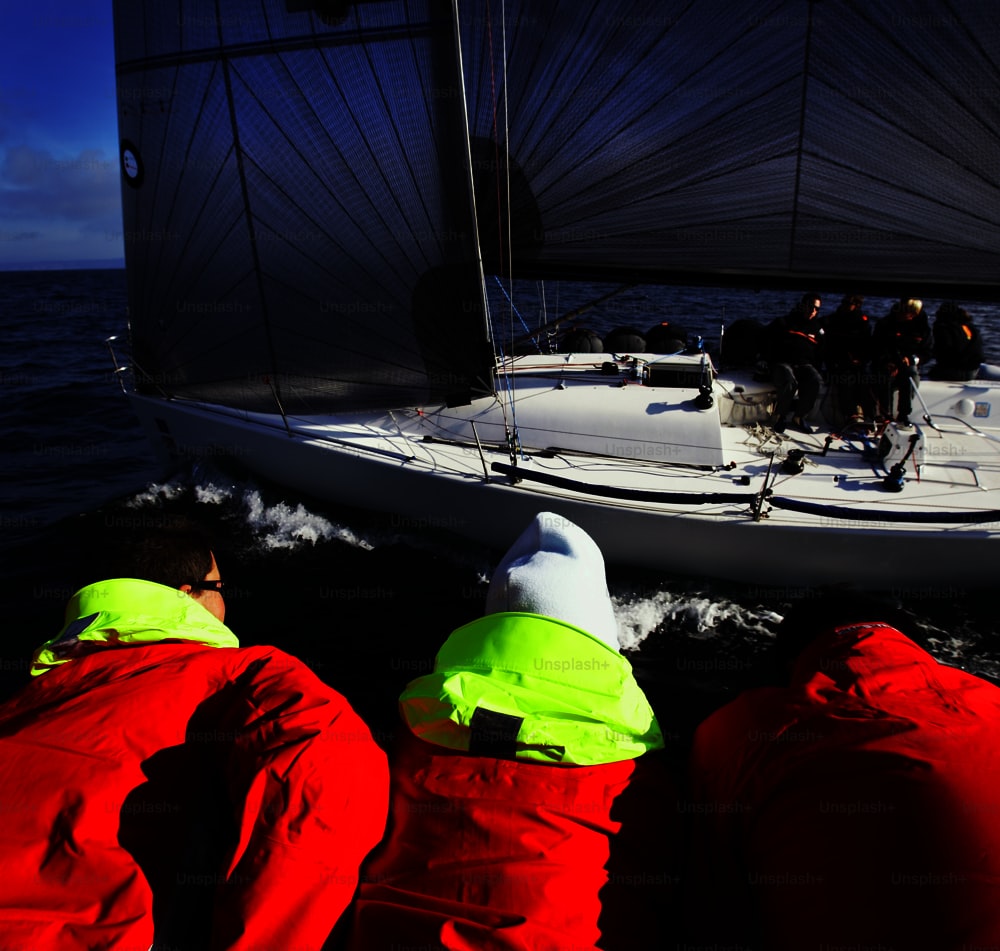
[612,587,782,652]
[194,482,234,506]
[124,481,189,506]
[241,489,373,551]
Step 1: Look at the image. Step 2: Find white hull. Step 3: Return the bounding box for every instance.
[128,353,1000,589]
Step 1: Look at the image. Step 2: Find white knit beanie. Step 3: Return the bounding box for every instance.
[484,511,621,651]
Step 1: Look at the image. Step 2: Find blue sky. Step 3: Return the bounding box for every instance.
[0,1,123,270]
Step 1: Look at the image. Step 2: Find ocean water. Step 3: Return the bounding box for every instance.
[1,268,999,745]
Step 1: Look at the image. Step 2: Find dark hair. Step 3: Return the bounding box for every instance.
[95,515,215,589]
[935,301,970,323]
[795,293,820,319]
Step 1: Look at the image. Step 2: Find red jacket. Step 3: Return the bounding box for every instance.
[0,636,388,950]
[347,613,676,951]
[687,622,1000,950]
[350,731,676,951]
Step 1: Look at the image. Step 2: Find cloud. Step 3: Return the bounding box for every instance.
[1,143,120,230]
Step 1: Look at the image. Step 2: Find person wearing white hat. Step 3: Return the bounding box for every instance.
[347,511,671,950]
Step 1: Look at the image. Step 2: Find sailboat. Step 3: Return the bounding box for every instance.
[108,1,1000,588]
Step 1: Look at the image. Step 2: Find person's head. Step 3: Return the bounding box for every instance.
[96,516,226,622]
[898,298,922,320]
[840,294,864,311]
[797,293,821,321]
[485,511,619,650]
[935,301,969,324]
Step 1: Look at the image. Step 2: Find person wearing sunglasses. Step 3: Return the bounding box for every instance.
[0,517,388,951]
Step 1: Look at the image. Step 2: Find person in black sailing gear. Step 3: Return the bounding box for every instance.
[871,298,933,426]
[929,302,984,381]
[823,293,875,424]
[764,293,824,434]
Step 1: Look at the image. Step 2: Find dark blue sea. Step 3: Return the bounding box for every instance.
[2,267,999,745]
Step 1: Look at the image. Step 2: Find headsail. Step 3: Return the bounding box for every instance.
[113,0,492,413]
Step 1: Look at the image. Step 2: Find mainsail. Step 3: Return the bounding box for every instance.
[461,1,1000,291]
[114,1,1000,413]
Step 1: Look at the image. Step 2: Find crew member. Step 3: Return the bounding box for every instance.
[348,512,674,950]
[0,520,389,950]
[765,293,824,434]
[686,595,1000,950]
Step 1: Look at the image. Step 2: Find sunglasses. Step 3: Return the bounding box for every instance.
[188,580,225,593]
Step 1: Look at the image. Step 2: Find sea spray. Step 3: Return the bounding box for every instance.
[612,587,782,652]
[124,480,190,507]
[925,630,1000,683]
[241,489,372,551]
[121,471,375,553]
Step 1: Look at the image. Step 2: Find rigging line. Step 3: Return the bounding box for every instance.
[501,0,513,341]
[509,283,634,348]
[482,0,561,173]
[788,0,816,274]
[484,0,505,283]
[450,0,499,397]
[482,0,518,447]
[499,2,522,457]
[212,0,284,416]
[538,281,552,351]
[493,277,540,352]
[484,2,515,342]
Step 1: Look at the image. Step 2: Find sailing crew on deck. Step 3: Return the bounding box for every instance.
[684,593,1000,951]
[347,512,673,951]
[0,519,388,951]
[929,301,984,381]
[872,298,933,426]
[764,293,824,434]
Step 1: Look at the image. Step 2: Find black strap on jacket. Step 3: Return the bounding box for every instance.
[469,707,523,760]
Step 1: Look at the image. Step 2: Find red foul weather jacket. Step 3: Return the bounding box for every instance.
[348,612,675,951]
[687,621,1000,951]
[0,578,389,950]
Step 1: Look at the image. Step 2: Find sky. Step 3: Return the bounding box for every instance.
[0,1,123,270]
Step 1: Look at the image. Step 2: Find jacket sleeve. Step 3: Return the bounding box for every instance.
[210,649,389,951]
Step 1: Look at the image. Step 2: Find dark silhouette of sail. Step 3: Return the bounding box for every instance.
[460,1,1000,293]
[113,1,1000,412]
[113,0,492,412]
